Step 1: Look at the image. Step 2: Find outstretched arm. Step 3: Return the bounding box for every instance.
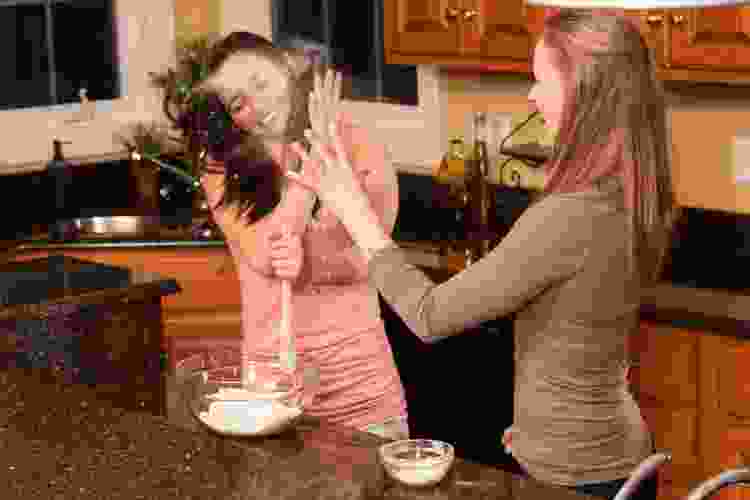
[300,120,398,284]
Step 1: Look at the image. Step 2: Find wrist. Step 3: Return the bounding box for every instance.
[337,195,393,262]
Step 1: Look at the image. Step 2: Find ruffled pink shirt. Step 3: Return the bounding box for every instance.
[212,121,407,429]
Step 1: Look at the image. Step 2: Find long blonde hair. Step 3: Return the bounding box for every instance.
[541,9,678,286]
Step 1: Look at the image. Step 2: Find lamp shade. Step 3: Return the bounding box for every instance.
[526,0,750,7]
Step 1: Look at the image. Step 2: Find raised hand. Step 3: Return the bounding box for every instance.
[287,119,364,218]
[309,68,343,146]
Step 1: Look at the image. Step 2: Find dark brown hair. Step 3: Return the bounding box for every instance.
[196,32,320,223]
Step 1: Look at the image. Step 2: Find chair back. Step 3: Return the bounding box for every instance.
[685,468,750,500]
[612,451,672,500]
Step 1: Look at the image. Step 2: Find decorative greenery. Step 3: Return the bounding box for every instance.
[114,122,171,158]
[116,35,221,182]
[148,34,221,174]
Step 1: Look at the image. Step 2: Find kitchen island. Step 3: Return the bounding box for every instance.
[9,220,750,500]
[0,366,597,500]
[0,255,179,416]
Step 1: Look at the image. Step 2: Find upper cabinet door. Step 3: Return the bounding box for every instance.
[667,7,750,72]
[384,0,462,63]
[463,0,546,62]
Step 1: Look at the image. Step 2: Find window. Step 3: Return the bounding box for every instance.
[0,0,174,173]
[0,0,119,110]
[250,0,441,174]
[272,0,418,106]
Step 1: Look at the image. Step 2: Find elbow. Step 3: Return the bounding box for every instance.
[413,320,459,345]
[417,332,450,345]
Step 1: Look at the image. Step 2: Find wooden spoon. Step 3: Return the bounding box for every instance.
[279,277,295,372]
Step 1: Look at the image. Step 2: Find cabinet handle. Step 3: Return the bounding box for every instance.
[645,14,665,27]
[445,7,460,22]
[216,260,229,275]
[463,9,479,22]
[672,14,686,26]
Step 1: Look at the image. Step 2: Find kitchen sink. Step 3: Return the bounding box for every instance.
[49,215,192,241]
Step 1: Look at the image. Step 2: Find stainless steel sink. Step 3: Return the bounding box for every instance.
[51,215,186,240]
[72,216,159,236]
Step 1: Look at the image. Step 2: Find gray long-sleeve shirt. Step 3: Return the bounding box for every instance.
[369,178,652,486]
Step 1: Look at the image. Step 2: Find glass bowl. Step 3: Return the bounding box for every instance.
[378,439,455,487]
[178,348,320,437]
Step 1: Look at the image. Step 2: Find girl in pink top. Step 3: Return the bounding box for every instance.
[195,32,408,439]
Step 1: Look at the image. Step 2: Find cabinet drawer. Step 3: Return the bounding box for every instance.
[716,340,750,421]
[639,401,700,488]
[156,251,240,312]
[163,311,242,338]
[634,323,698,405]
[711,426,750,500]
[38,247,241,312]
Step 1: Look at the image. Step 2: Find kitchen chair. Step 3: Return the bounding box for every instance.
[612,451,672,500]
[684,468,750,500]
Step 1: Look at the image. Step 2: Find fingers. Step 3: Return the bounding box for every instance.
[328,120,349,165]
[307,131,336,167]
[323,69,333,109]
[333,71,342,107]
[287,141,320,191]
[314,70,322,104]
[270,232,303,280]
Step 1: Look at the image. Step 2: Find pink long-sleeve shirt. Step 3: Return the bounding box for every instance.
[205,121,407,430]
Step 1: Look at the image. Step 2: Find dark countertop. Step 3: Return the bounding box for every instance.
[0,255,180,321]
[8,227,750,339]
[0,367,596,500]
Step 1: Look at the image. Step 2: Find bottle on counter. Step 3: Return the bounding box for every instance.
[466,112,495,261]
[435,138,467,188]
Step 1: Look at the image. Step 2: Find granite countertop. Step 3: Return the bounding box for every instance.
[8,225,750,338]
[0,255,180,321]
[0,367,596,500]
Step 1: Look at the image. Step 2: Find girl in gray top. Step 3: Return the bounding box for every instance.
[279,8,677,500]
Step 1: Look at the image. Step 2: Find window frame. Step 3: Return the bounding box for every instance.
[0,0,176,174]
[222,0,442,175]
[0,0,120,110]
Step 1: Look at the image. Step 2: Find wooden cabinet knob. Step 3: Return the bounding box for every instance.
[645,14,665,27]
[445,7,460,22]
[672,14,686,26]
[463,9,479,22]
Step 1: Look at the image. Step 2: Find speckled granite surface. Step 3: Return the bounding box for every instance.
[0,369,594,500]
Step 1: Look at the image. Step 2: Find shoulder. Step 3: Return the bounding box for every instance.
[516,193,602,248]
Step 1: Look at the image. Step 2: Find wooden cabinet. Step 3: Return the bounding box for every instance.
[632,322,750,500]
[644,7,750,83]
[699,334,750,500]
[630,322,702,500]
[385,0,463,60]
[13,246,243,345]
[384,0,546,71]
[386,2,750,83]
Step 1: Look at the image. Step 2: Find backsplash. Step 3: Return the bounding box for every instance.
[663,206,750,291]
[393,172,533,243]
[4,165,750,292]
[395,172,750,292]
[0,161,196,240]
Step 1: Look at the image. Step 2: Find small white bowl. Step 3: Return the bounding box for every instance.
[378,439,455,487]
